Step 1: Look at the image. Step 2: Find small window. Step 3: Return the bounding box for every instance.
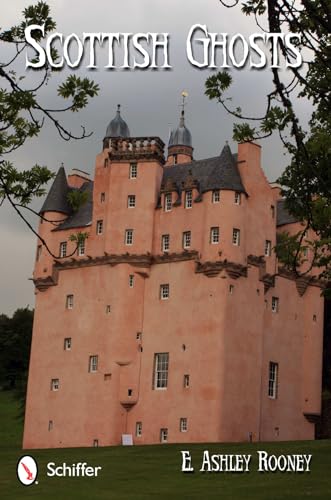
[129,275,134,288]
[136,422,142,437]
[89,355,98,373]
[104,373,112,381]
[233,228,240,246]
[60,241,67,258]
[66,294,74,309]
[96,220,103,235]
[161,234,170,252]
[125,229,134,245]
[180,418,188,432]
[265,240,272,257]
[136,332,142,340]
[234,192,241,205]
[64,337,72,350]
[154,353,169,389]
[210,227,220,244]
[129,163,137,179]
[104,158,109,168]
[106,305,111,314]
[184,374,190,388]
[160,428,168,443]
[212,190,220,203]
[128,195,136,208]
[268,362,278,399]
[173,154,178,165]
[185,190,193,209]
[160,284,169,300]
[164,193,172,212]
[271,297,279,313]
[100,192,105,203]
[93,439,99,447]
[183,231,191,249]
[48,420,53,431]
[271,205,275,218]
[36,245,42,261]
[77,239,85,256]
[229,284,234,294]
[51,378,59,391]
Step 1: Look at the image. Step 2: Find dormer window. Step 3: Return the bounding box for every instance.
[164,193,172,212]
[59,241,67,258]
[185,190,193,209]
[234,192,241,205]
[212,190,220,203]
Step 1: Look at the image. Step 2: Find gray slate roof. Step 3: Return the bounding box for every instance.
[40,167,71,214]
[162,144,246,194]
[277,199,299,226]
[105,105,130,139]
[54,181,93,231]
[168,111,192,148]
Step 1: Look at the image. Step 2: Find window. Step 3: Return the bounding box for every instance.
[173,154,178,165]
[60,241,67,258]
[100,192,105,202]
[210,227,220,244]
[51,378,59,391]
[48,420,53,431]
[128,195,136,208]
[160,428,168,443]
[64,338,72,350]
[125,229,134,245]
[136,422,142,437]
[268,362,278,399]
[154,353,169,389]
[96,220,103,235]
[160,284,169,300]
[271,205,275,218]
[36,245,42,261]
[89,355,98,373]
[229,284,234,294]
[234,192,241,205]
[77,239,85,256]
[129,275,134,288]
[271,297,279,313]
[212,190,220,203]
[185,190,193,209]
[164,193,172,212]
[183,231,191,249]
[265,240,272,257]
[106,305,111,314]
[180,418,188,432]
[161,234,170,252]
[232,228,240,246]
[104,158,109,168]
[93,439,99,447]
[66,294,74,309]
[184,374,190,388]
[129,163,137,179]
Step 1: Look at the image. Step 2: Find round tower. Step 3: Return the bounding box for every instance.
[167,109,193,165]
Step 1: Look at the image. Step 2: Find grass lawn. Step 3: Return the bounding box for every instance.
[1,391,331,500]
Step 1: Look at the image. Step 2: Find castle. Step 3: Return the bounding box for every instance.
[23,104,323,449]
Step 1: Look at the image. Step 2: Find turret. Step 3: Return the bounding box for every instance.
[167,109,193,165]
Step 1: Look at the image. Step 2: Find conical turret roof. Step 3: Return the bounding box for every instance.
[40,166,71,214]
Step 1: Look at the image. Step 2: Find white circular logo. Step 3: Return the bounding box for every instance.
[17,455,38,486]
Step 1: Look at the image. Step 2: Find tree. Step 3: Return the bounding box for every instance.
[0,1,99,257]
[205,1,331,281]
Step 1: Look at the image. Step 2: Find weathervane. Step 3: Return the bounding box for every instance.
[180,90,188,113]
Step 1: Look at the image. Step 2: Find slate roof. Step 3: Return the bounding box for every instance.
[168,111,192,148]
[162,144,246,195]
[54,181,93,231]
[276,199,299,226]
[40,167,71,214]
[105,105,130,139]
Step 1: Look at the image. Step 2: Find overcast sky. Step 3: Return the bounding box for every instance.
[0,0,310,315]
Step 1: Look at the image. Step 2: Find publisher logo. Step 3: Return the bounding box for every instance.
[17,455,38,486]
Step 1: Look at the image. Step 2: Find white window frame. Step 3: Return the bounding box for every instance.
[154,353,169,389]
[129,274,134,288]
[212,190,220,203]
[77,239,85,256]
[66,294,74,310]
[161,234,170,252]
[164,193,172,212]
[64,337,72,350]
[265,240,272,257]
[128,195,136,208]
[96,220,103,235]
[160,428,168,443]
[271,296,279,313]
[136,422,142,437]
[185,190,193,209]
[233,228,240,246]
[89,355,98,373]
[60,241,67,258]
[125,229,134,246]
[180,418,188,432]
[210,227,220,244]
[268,362,278,399]
[234,192,241,205]
[129,163,137,179]
[160,284,169,300]
[183,231,191,249]
[51,378,59,391]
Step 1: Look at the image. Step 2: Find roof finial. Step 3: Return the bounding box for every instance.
[61,162,64,168]
[117,104,121,114]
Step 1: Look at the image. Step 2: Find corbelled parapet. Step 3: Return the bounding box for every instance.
[104,136,165,164]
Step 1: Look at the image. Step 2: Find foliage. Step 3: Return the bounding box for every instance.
[205,1,331,281]
[67,190,89,213]
[0,1,98,255]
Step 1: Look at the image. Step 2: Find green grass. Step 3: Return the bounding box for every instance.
[1,391,331,500]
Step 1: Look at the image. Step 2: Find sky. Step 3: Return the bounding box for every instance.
[0,0,311,315]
